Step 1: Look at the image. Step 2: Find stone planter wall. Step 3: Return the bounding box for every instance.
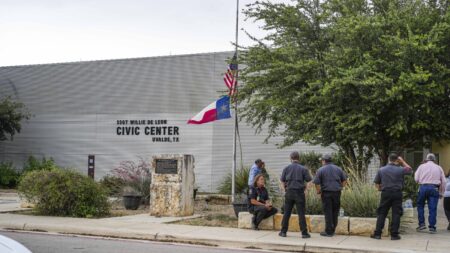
[309,215,349,235]
[273,213,311,232]
[238,212,390,237]
[20,201,35,208]
[238,212,274,230]
[401,207,415,224]
[349,217,389,236]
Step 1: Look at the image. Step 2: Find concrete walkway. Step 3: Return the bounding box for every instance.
[0,212,448,253]
[1,190,448,253]
[0,191,30,213]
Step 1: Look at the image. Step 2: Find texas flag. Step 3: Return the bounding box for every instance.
[187,96,231,124]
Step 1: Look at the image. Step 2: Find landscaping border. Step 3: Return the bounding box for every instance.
[238,212,389,236]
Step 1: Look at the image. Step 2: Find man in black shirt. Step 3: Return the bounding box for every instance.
[371,153,412,240]
[279,151,312,238]
[313,154,347,237]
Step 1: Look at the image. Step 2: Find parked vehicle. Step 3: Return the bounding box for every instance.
[0,235,32,253]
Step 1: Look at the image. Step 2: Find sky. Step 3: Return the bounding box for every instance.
[0,0,275,66]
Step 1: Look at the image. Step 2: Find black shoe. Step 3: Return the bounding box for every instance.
[447,223,450,231]
[278,232,287,237]
[429,227,437,234]
[370,234,381,240]
[391,235,401,240]
[416,224,427,232]
[320,232,333,237]
[251,223,259,231]
[302,233,311,239]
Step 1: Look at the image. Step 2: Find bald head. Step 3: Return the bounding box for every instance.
[426,153,436,162]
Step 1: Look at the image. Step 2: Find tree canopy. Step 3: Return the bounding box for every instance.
[239,0,450,169]
[0,97,30,141]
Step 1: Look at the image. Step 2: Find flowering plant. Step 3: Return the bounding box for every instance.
[112,158,151,203]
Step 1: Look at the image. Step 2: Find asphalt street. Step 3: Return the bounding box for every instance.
[1,230,272,253]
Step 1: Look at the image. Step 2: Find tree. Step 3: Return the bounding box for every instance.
[0,97,30,141]
[239,0,450,172]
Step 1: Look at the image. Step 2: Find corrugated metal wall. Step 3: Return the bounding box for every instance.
[0,52,337,192]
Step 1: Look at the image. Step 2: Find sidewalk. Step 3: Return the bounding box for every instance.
[0,191,29,213]
[0,212,448,253]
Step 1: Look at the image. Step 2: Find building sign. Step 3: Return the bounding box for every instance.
[155,159,178,174]
[116,119,180,142]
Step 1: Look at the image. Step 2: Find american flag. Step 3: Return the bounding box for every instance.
[223,53,238,96]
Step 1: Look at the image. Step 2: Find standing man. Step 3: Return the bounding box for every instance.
[371,153,412,240]
[248,159,264,188]
[414,153,446,233]
[313,154,347,237]
[279,151,312,239]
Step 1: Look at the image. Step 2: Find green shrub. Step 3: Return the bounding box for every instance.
[305,188,323,215]
[403,173,418,206]
[330,151,346,169]
[263,169,285,206]
[218,167,250,195]
[0,162,20,188]
[277,188,322,215]
[18,168,110,217]
[299,152,322,174]
[99,174,126,196]
[298,151,345,175]
[22,156,57,173]
[341,180,380,217]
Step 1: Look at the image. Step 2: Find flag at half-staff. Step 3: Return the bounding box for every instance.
[187,96,231,124]
[224,53,238,96]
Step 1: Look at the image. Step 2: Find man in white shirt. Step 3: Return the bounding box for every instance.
[414,153,446,233]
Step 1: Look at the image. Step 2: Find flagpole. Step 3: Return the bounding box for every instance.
[231,0,239,203]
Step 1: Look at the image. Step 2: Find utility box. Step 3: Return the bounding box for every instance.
[150,154,195,216]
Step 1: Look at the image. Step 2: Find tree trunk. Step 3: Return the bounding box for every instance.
[377,137,390,166]
[339,143,372,180]
[378,149,389,166]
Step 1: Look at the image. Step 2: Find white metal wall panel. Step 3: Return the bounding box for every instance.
[1,52,341,192]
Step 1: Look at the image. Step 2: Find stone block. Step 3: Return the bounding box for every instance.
[402,207,414,218]
[309,215,349,235]
[274,213,311,232]
[238,212,274,230]
[349,217,389,237]
[400,207,415,229]
[20,201,35,208]
[150,154,195,217]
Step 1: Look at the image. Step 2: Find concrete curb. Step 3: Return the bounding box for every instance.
[0,222,426,253]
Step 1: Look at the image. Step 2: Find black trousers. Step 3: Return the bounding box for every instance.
[444,197,450,222]
[321,191,341,234]
[374,191,403,236]
[281,189,308,234]
[253,205,278,227]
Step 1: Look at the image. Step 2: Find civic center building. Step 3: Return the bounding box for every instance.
[0,52,448,191]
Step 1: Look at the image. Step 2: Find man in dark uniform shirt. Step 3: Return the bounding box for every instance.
[313,154,347,237]
[248,174,278,230]
[279,151,312,238]
[371,153,412,240]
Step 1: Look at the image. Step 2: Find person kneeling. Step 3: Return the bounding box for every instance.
[248,174,278,230]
